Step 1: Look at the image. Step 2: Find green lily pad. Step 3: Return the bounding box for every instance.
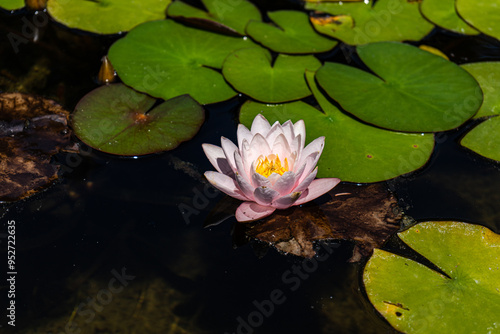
[316,42,482,132]
[461,62,500,119]
[46,0,171,34]
[306,0,434,45]
[456,0,500,40]
[239,71,434,183]
[363,221,500,334]
[461,116,500,162]
[245,10,337,54]
[0,0,24,11]
[420,0,478,35]
[222,48,321,103]
[167,0,261,35]
[108,19,256,105]
[71,84,204,156]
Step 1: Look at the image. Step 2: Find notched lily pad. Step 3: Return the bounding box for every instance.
[316,42,482,132]
[222,47,321,103]
[46,0,172,34]
[71,84,204,156]
[246,10,337,54]
[461,62,500,119]
[167,0,261,35]
[108,19,256,104]
[461,116,500,162]
[238,183,403,261]
[363,221,500,334]
[307,0,434,45]
[0,93,71,202]
[456,0,500,40]
[419,0,478,35]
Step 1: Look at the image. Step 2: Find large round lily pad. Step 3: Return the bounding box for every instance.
[239,71,434,183]
[0,0,24,10]
[363,221,500,334]
[316,42,482,132]
[461,116,500,162]
[222,47,321,103]
[461,62,500,119]
[420,0,478,35]
[245,10,337,54]
[456,0,500,40]
[306,0,434,45]
[167,0,261,35]
[71,84,204,156]
[108,19,256,105]
[46,0,171,34]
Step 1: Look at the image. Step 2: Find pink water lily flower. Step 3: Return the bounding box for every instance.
[202,114,341,222]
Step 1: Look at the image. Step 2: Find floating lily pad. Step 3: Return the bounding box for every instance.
[46,0,171,34]
[306,0,434,45]
[0,0,24,10]
[0,93,72,202]
[108,19,256,105]
[222,48,321,103]
[461,62,500,119]
[456,0,500,40]
[71,84,204,156]
[363,221,500,334]
[245,10,337,54]
[316,42,482,132]
[420,0,478,35]
[167,0,261,35]
[237,183,402,261]
[461,116,500,162]
[239,71,434,183]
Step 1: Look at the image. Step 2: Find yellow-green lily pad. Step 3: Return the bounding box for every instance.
[108,19,256,105]
[0,0,24,10]
[167,0,261,35]
[456,0,500,40]
[306,0,434,45]
[222,47,321,103]
[71,84,204,156]
[239,71,434,183]
[46,0,172,34]
[461,116,500,162]
[316,42,482,132]
[420,0,478,35]
[245,10,337,54]
[461,62,500,119]
[363,221,500,334]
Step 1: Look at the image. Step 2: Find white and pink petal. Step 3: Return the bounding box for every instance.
[294,178,341,206]
[235,202,276,222]
[204,171,249,201]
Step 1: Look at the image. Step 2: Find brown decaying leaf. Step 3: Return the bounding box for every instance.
[0,92,71,202]
[240,183,403,262]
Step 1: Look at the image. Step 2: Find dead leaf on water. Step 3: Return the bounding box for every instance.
[0,92,72,202]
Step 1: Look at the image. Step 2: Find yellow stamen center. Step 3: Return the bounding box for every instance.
[255,154,289,178]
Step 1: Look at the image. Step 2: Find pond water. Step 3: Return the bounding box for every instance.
[1,3,500,334]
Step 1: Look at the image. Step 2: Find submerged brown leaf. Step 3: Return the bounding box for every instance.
[0,92,71,202]
[239,183,403,261]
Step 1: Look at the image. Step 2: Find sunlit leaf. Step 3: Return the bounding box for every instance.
[307,0,433,45]
[167,0,261,35]
[364,221,500,334]
[461,116,500,162]
[246,10,337,54]
[456,0,500,40]
[239,71,434,183]
[316,42,482,132]
[419,0,478,35]
[0,0,24,10]
[461,62,500,119]
[222,47,321,103]
[108,19,256,104]
[71,84,204,156]
[46,0,171,34]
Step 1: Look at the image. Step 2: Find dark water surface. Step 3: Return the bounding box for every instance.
[1,4,500,334]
